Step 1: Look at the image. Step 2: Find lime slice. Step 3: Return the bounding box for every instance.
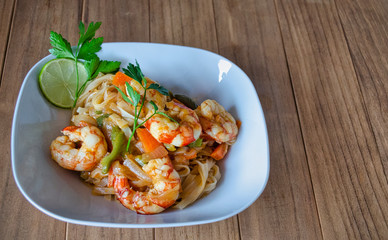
[38,58,88,108]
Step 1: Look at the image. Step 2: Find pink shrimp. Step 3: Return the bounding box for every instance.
[109,156,181,214]
[196,99,238,144]
[144,99,202,147]
[50,125,108,171]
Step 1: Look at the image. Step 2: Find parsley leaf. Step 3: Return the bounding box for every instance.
[78,22,102,46]
[125,82,141,107]
[84,57,100,79]
[77,37,103,60]
[48,21,122,108]
[49,31,74,59]
[117,61,178,152]
[148,83,169,96]
[123,61,144,85]
[115,86,133,105]
[91,60,121,78]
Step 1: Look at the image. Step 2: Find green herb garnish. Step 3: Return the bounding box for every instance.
[49,22,121,108]
[115,61,177,152]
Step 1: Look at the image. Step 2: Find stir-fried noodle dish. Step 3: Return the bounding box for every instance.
[50,66,239,214]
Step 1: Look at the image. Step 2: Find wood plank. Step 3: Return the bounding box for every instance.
[335,0,388,237]
[149,0,218,52]
[82,0,149,43]
[67,0,153,238]
[275,0,388,238]
[0,0,82,239]
[149,0,238,239]
[0,0,15,80]
[66,226,153,240]
[213,0,322,239]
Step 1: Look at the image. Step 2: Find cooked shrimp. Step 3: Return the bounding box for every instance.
[116,77,167,118]
[196,99,238,144]
[109,156,181,214]
[144,99,202,147]
[50,125,108,171]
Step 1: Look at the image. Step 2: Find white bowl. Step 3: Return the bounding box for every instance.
[11,43,269,228]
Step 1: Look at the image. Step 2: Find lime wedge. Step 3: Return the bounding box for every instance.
[38,58,88,108]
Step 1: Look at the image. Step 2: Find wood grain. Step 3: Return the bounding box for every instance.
[213,0,322,239]
[0,0,82,239]
[150,0,238,239]
[275,0,388,238]
[67,0,153,238]
[0,0,15,80]
[335,0,388,237]
[82,0,150,42]
[66,226,154,240]
[149,0,218,52]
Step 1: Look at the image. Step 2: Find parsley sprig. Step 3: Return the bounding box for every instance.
[115,61,177,151]
[49,22,121,107]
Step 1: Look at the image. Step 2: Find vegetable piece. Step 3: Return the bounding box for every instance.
[38,59,88,108]
[173,94,198,110]
[112,71,133,86]
[164,143,176,152]
[136,128,162,153]
[210,143,228,160]
[115,62,177,152]
[188,138,203,148]
[96,113,110,127]
[101,126,125,174]
[47,21,121,108]
[123,154,152,184]
[145,145,168,160]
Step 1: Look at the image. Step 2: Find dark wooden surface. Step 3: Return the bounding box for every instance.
[1,0,387,239]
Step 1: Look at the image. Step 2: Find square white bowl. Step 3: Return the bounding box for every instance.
[11,43,269,227]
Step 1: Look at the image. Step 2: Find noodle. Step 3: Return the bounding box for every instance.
[61,72,237,212]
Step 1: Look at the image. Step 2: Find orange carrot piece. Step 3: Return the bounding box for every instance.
[112,72,133,86]
[146,145,168,159]
[136,128,162,153]
[210,143,228,160]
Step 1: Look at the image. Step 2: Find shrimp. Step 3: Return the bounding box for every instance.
[144,99,202,147]
[109,156,181,214]
[50,124,108,171]
[196,99,238,144]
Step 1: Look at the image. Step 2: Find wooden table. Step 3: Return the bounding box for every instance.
[1,0,387,239]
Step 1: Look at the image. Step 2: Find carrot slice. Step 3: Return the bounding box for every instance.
[136,128,162,153]
[146,145,168,160]
[112,72,133,86]
[210,143,228,160]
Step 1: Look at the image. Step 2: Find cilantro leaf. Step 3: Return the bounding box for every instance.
[78,22,102,46]
[148,83,169,96]
[91,60,121,78]
[77,37,103,60]
[49,31,74,59]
